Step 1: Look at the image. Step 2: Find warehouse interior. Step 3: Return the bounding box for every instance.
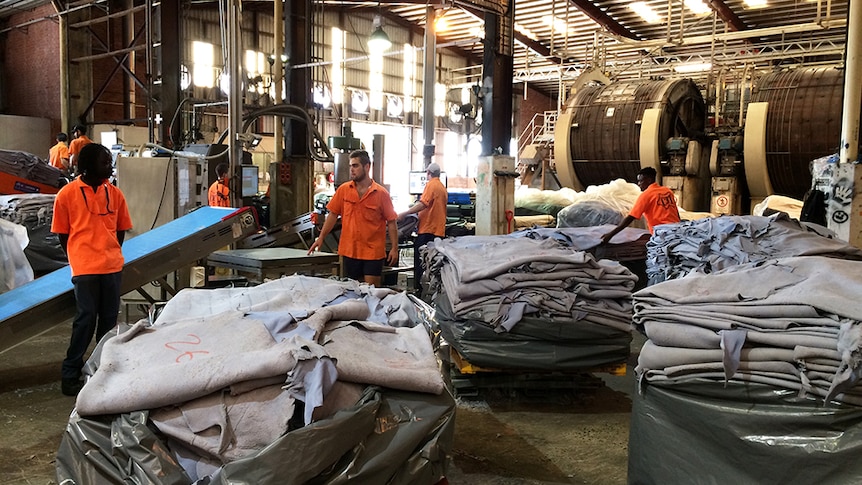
[1,0,862,483]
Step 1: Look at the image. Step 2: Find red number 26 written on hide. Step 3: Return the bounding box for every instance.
[165,334,210,363]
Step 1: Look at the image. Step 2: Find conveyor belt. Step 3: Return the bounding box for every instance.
[0,206,258,354]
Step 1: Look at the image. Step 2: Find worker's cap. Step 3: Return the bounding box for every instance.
[426,162,441,177]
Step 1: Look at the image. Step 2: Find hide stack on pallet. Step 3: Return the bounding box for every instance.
[630,214,862,483]
[423,227,645,394]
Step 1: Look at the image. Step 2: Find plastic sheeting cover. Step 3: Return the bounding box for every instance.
[629,380,862,485]
[57,386,455,485]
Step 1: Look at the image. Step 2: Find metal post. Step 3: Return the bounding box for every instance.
[840,0,862,165]
[227,0,244,207]
[422,6,436,169]
[273,0,283,164]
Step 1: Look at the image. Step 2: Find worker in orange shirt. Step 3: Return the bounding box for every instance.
[51,143,132,396]
[600,166,680,244]
[68,124,94,175]
[49,132,70,172]
[308,149,398,286]
[397,162,447,290]
[208,163,231,207]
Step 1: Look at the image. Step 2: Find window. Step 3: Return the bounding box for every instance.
[192,41,215,88]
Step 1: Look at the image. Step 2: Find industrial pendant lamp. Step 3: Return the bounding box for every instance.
[368,14,391,52]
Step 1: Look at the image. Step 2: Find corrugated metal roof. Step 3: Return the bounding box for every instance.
[3,0,848,100]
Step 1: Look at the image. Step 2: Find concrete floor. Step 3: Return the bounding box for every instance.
[0,317,644,485]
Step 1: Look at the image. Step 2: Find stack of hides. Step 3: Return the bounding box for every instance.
[630,256,862,483]
[647,213,862,284]
[635,256,862,405]
[0,194,66,273]
[57,275,453,485]
[425,232,638,371]
[0,149,64,187]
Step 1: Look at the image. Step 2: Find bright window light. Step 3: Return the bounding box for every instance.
[192,41,214,88]
[629,2,662,24]
[743,0,768,8]
[369,51,384,111]
[331,27,344,105]
[684,0,711,15]
[674,62,712,73]
[435,83,446,118]
[469,26,485,39]
[541,15,571,36]
[403,44,415,113]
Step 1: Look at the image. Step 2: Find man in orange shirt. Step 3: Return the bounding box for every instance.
[398,162,447,290]
[208,163,231,207]
[308,149,398,286]
[49,132,70,172]
[68,124,94,174]
[51,143,132,396]
[600,166,680,244]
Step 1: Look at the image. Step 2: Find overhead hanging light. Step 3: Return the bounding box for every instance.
[368,14,392,53]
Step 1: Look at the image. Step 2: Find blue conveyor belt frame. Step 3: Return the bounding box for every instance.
[0,206,259,354]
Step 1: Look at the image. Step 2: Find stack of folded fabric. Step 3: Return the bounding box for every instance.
[634,256,862,405]
[57,275,453,485]
[425,233,638,371]
[630,256,862,483]
[0,149,64,187]
[647,213,862,283]
[0,194,66,273]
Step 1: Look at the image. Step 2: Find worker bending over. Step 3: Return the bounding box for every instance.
[601,166,680,244]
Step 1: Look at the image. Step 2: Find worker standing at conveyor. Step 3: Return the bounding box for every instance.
[208,163,231,207]
[601,166,680,244]
[51,143,132,396]
[397,162,447,291]
[49,132,70,172]
[67,124,93,175]
[308,149,398,287]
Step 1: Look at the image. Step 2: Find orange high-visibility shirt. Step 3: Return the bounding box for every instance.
[629,183,680,233]
[51,177,133,276]
[49,142,69,170]
[417,177,447,237]
[327,180,397,260]
[208,180,231,207]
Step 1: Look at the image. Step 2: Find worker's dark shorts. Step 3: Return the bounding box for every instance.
[342,256,385,280]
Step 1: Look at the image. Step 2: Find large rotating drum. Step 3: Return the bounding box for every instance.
[746,67,847,200]
[554,79,705,190]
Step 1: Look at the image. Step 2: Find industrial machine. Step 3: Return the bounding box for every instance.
[709,136,745,215]
[744,67,851,206]
[553,78,710,212]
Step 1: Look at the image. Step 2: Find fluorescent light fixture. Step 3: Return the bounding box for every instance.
[541,15,571,35]
[629,2,662,24]
[743,0,768,7]
[674,62,712,73]
[684,0,712,15]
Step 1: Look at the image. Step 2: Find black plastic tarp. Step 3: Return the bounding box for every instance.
[436,293,631,371]
[57,385,455,485]
[629,380,862,485]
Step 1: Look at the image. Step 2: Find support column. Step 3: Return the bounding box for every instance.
[480,4,515,156]
[227,0,244,207]
[828,0,862,245]
[421,6,436,169]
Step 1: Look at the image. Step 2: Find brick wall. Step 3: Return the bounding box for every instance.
[3,3,62,142]
[513,84,556,155]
